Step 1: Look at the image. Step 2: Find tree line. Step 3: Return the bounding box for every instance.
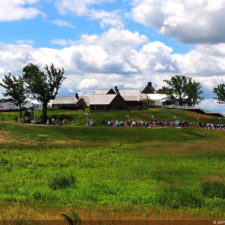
[0,63,224,123]
[158,75,224,106]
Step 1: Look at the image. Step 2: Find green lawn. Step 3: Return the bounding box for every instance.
[1,108,224,126]
[0,121,225,220]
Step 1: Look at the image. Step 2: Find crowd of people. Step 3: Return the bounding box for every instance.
[46,117,68,126]
[102,119,225,130]
[1,114,225,130]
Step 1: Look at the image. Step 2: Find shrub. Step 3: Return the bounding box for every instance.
[48,173,76,190]
[158,188,203,209]
[202,181,225,199]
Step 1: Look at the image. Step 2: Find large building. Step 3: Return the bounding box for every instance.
[50,82,168,112]
[88,83,165,112]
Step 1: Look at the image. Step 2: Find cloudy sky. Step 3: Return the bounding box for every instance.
[0,0,225,112]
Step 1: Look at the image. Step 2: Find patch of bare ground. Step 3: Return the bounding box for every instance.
[0,131,39,146]
[49,139,108,147]
[136,141,225,154]
[0,203,214,221]
[0,130,107,147]
[0,131,10,143]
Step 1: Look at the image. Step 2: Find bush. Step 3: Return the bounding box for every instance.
[158,188,203,209]
[48,173,76,190]
[202,181,225,199]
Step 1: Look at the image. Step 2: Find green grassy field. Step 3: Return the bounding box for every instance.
[1,108,224,126]
[0,109,225,221]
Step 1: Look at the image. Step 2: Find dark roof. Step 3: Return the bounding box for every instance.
[141,82,156,94]
[107,88,116,94]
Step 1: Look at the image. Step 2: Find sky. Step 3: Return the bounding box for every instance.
[0,0,225,113]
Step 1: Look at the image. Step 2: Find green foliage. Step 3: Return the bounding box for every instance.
[213,84,225,103]
[186,79,204,105]
[0,73,27,118]
[142,98,155,108]
[202,181,225,198]
[23,63,65,122]
[159,75,203,106]
[48,173,76,190]
[61,209,81,225]
[0,123,225,217]
[158,187,203,209]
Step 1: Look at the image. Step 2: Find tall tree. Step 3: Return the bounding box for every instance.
[0,73,27,119]
[159,75,189,106]
[186,78,204,106]
[158,75,203,106]
[23,63,65,123]
[213,84,225,103]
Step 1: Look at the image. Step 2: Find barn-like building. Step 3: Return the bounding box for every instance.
[51,94,87,110]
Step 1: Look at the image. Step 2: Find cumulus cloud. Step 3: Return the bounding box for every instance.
[131,0,225,44]
[0,28,224,110]
[52,19,74,28]
[51,39,74,47]
[0,0,44,21]
[16,40,34,45]
[173,44,225,76]
[55,0,123,28]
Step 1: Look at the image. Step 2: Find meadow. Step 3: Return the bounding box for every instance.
[0,109,225,222]
[1,108,224,126]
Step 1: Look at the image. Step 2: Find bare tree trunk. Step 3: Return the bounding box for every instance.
[42,102,48,124]
[19,104,22,120]
[179,95,183,106]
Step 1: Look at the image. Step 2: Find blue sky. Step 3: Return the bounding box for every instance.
[0,0,225,112]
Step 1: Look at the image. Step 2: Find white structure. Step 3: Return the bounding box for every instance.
[162,105,225,118]
[0,102,18,111]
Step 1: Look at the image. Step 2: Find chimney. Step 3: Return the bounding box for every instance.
[75,93,79,100]
[115,86,120,95]
[148,82,152,87]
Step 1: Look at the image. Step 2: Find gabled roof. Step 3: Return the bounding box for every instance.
[95,89,109,95]
[51,97,79,105]
[89,94,116,105]
[107,88,116,94]
[123,96,139,101]
[119,90,140,96]
[80,96,90,105]
[142,82,156,94]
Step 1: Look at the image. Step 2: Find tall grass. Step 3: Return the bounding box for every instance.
[0,123,225,219]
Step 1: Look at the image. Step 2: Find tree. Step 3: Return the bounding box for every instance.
[23,63,65,123]
[158,75,203,106]
[0,73,27,119]
[213,84,225,104]
[142,97,155,109]
[186,78,204,106]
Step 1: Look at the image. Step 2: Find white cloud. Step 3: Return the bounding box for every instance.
[51,39,72,46]
[52,19,74,28]
[173,44,225,76]
[55,0,123,28]
[55,0,114,15]
[0,28,224,113]
[16,40,34,45]
[131,0,225,43]
[0,0,44,21]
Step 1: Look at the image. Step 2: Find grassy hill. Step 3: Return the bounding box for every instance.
[1,108,224,126]
[0,122,225,221]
